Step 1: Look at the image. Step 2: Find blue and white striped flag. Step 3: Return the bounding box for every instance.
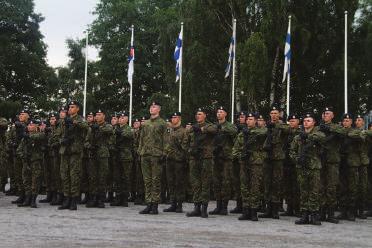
[174,26,183,82]
[282,21,291,82]
[225,36,235,78]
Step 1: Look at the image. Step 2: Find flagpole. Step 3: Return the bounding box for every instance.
[231,19,236,124]
[344,11,348,113]
[178,22,183,112]
[286,16,291,116]
[83,30,88,117]
[129,25,134,126]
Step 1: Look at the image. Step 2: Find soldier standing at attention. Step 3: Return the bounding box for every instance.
[257,114,266,128]
[138,102,167,215]
[106,114,118,203]
[186,108,217,218]
[290,113,325,225]
[163,112,188,213]
[209,106,237,215]
[0,117,9,193]
[58,101,88,211]
[133,118,145,205]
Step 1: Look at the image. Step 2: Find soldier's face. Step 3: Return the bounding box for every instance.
[355,118,364,128]
[288,119,300,128]
[303,117,315,129]
[19,113,29,122]
[87,115,94,123]
[133,121,140,129]
[171,116,181,126]
[149,105,161,116]
[239,115,246,124]
[59,111,67,119]
[270,110,280,122]
[68,105,79,115]
[369,125,372,131]
[50,117,57,126]
[195,112,206,123]
[118,116,128,125]
[246,117,256,128]
[95,113,105,123]
[322,111,334,123]
[257,119,266,127]
[216,110,227,121]
[342,118,352,128]
[186,124,192,130]
[28,123,37,132]
[111,117,118,125]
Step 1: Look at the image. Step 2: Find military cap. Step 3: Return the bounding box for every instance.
[287,114,299,121]
[303,112,316,119]
[342,113,352,120]
[119,111,129,117]
[29,119,40,125]
[355,114,364,120]
[141,116,147,121]
[87,111,95,116]
[19,109,30,115]
[246,112,256,118]
[150,101,161,107]
[270,104,281,112]
[171,112,182,117]
[95,109,105,115]
[238,111,247,116]
[68,100,80,107]
[59,106,67,112]
[196,108,207,114]
[323,106,334,113]
[257,114,265,120]
[187,122,192,126]
[217,106,228,112]
[49,112,58,118]
[133,118,140,122]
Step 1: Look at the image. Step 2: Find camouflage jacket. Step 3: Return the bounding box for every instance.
[264,122,291,161]
[116,124,133,161]
[319,122,347,164]
[188,121,217,160]
[165,124,188,161]
[91,122,113,158]
[20,132,46,162]
[138,116,167,157]
[213,120,238,160]
[59,114,88,155]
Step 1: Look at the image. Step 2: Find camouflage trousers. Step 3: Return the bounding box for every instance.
[60,153,82,198]
[80,156,90,194]
[135,156,144,197]
[52,154,62,193]
[89,157,109,195]
[263,159,283,204]
[0,153,7,189]
[43,156,53,192]
[141,155,163,204]
[212,158,233,201]
[297,168,320,212]
[282,162,300,211]
[320,162,339,208]
[166,159,186,202]
[22,160,42,195]
[240,160,263,209]
[14,156,24,194]
[113,159,132,196]
[189,158,213,204]
[231,158,241,201]
[367,163,372,208]
[107,153,115,193]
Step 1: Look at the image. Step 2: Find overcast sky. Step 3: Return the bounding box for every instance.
[34,0,99,67]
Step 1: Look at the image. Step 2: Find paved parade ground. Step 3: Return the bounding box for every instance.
[1,195,372,248]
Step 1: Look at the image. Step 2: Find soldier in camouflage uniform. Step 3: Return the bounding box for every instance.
[133,118,145,205]
[163,112,188,213]
[367,123,372,216]
[105,114,118,203]
[5,126,16,195]
[209,106,237,215]
[281,114,301,217]
[10,109,30,204]
[18,119,46,208]
[233,113,267,221]
[138,102,167,215]
[290,113,325,225]
[186,108,217,218]
[110,111,133,207]
[0,117,9,193]
[257,114,266,128]
[260,105,291,219]
[58,101,88,211]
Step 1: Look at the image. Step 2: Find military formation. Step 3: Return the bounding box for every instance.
[1,101,372,226]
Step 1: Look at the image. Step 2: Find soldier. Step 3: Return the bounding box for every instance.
[18,119,46,208]
[281,114,301,217]
[163,112,188,213]
[186,108,217,218]
[209,106,237,215]
[0,117,9,193]
[290,113,325,225]
[230,111,246,214]
[260,105,291,219]
[58,101,88,211]
[106,113,118,203]
[233,113,267,221]
[138,102,167,215]
[257,114,266,128]
[10,109,30,204]
[111,111,133,207]
[367,123,372,216]
[133,118,145,205]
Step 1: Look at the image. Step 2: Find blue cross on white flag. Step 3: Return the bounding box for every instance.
[174,26,183,82]
[282,21,291,82]
[225,36,235,78]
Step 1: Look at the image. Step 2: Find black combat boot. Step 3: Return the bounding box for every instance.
[230,198,243,214]
[219,200,229,215]
[201,203,208,218]
[86,194,97,208]
[186,203,201,217]
[271,203,280,219]
[105,192,114,203]
[325,208,339,224]
[209,200,222,215]
[139,203,152,214]
[12,192,25,204]
[309,212,321,225]
[58,197,71,210]
[121,193,129,207]
[336,207,348,220]
[319,207,327,221]
[96,194,105,208]
[251,208,258,221]
[18,194,32,207]
[39,191,53,203]
[69,197,78,210]
[357,207,367,219]
[30,195,38,208]
[49,192,57,205]
[175,202,183,213]
[295,211,310,225]
[55,193,64,205]
[80,193,89,205]
[238,207,251,221]
[110,194,122,206]
[150,203,159,215]
[347,208,356,221]
[258,203,272,218]
[163,201,177,212]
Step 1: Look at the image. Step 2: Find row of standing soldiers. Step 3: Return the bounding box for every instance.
[1,102,372,226]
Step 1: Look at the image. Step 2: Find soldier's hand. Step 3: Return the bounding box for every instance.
[22,132,30,140]
[15,121,23,128]
[319,123,330,133]
[92,123,100,130]
[216,124,222,130]
[242,127,250,135]
[192,125,201,133]
[115,129,122,136]
[267,122,275,129]
[300,132,308,140]
[64,117,73,126]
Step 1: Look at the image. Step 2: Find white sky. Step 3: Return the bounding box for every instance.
[34,0,99,67]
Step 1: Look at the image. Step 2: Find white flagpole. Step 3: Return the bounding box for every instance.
[83,30,88,117]
[129,25,134,126]
[178,22,183,112]
[231,19,236,124]
[286,16,291,116]
[344,11,348,113]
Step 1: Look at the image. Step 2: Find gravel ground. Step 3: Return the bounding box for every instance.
[1,194,372,248]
